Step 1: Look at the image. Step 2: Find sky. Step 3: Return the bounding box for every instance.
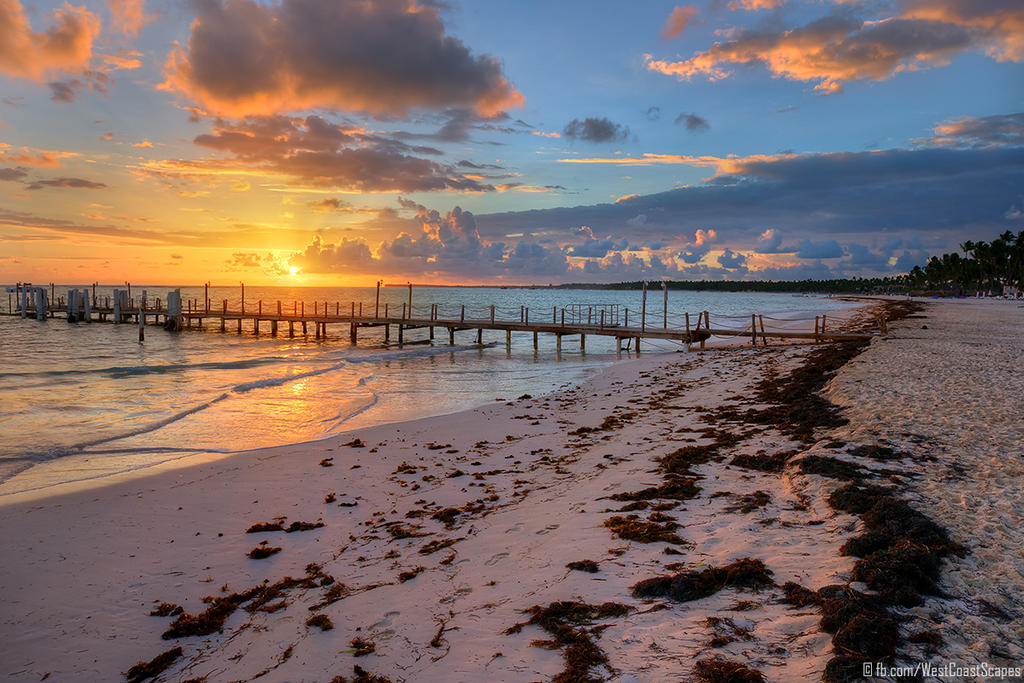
[1,0,1022,285]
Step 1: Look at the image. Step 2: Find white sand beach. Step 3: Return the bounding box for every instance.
[1,298,1020,682]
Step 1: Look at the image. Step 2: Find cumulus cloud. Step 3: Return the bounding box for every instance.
[660,6,698,40]
[181,114,500,193]
[563,117,629,143]
[843,242,888,265]
[0,0,101,81]
[161,0,523,118]
[729,0,784,10]
[675,112,710,132]
[717,248,747,269]
[754,228,786,253]
[566,226,629,257]
[643,3,1024,94]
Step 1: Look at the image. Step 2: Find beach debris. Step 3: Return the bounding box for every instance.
[349,637,376,656]
[246,521,285,533]
[397,566,425,582]
[703,616,754,647]
[728,451,793,473]
[320,458,334,467]
[329,665,392,682]
[247,542,282,559]
[426,442,451,450]
[387,523,428,539]
[604,514,685,544]
[566,560,600,573]
[723,490,771,514]
[148,602,182,617]
[504,601,630,683]
[393,462,419,474]
[631,559,774,602]
[342,438,366,448]
[306,614,334,631]
[286,520,325,532]
[124,647,183,682]
[325,493,337,503]
[692,658,766,683]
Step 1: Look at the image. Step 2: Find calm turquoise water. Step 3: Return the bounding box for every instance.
[0,285,859,495]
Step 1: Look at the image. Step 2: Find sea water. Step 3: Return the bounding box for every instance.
[0,285,861,496]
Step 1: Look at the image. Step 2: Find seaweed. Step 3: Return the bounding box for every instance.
[246,521,285,533]
[729,451,792,473]
[566,560,600,573]
[724,490,771,513]
[796,455,866,481]
[398,566,425,582]
[286,520,325,532]
[319,458,334,467]
[631,559,774,602]
[504,601,630,683]
[604,515,685,544]
[387,524,427,539]
[703,616,753,647]
[609,478,700,502]
[431,507,461,528]
[149,602,183,617]
[350,637,376,657]
[330,665,391,683]
[692,658,766,683]
[306,614,334,631]
[247,543,282,559]
[419,538,459,555]
[342,438,366,448]
[125,647,183,682]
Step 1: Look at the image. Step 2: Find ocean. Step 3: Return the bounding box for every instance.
[0,285,860,496]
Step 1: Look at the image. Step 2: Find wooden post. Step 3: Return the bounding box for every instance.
[350,322,358,344]
[625,308,629,328]
[254,318,259,335]
[663,282,668,329]
[407,283,412,318]
[525,307,529,325]
[375,280,381,318]
[259,300,262,317]
[641,281,647,332]
[398,322,404,344]
[556,333,562,352]
[751,313,757,346]
[359,302,363,317]
[449,327,455,345]
[588,307,592,325]
[759,315,767,345]
[237,318,242,334]
[385,303,389,319]
[205,282,209,313]
[402,303,407,320]
[240,283,244,315]
[289,321,294,337]
[580,334,586,352]
[505,329,511,351]
[490,305,495,324]
[301,301,305,317]
[552,306,556,323]
[138,300,144,343]
[700,311,707,350]
[476,328,482,344]
[384,323,390,341]
[460,305,465,323]
[561,309,565,326]
[533,331,538,350]
[636,336,641,353]
[315,321,321,339]
[271,318,278,336]
[600,310,605,329]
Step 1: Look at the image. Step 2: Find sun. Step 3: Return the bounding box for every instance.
[289,266,299,277]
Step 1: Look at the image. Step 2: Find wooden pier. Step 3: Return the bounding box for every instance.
[3,283,884,352]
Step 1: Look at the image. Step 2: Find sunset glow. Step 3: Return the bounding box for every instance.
[1,0,1021,286]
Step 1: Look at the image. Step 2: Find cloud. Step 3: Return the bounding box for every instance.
[0,146,77,166]
[755,228,786,253]
[562,117,630,143]
[795,238,843,259]
[0,167,28,181]
[675,112,710,132]
[181,114,500,193]
[717,248,748,269]
[677,228,717,263]
[729,0,784,10]
[920,112,1024,148]
[660,5,698,40]
[161,0,523,118]
[107,0,151,37]
[47,70,110,102]
[0,0,101,81]
[26,177,107,190]
[643,6,1019,94]
[645,106,661,121]
[843,242,888,265]
[566,226,629,257]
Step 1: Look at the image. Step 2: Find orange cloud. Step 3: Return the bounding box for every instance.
[98,50,143,71]
[161,0,523,118]
[107,0,152,36]
[0,0,100,80]
[0,145,80,166]
[559,152,799,179]
[660,6,698,40]
[644,5,1021,93]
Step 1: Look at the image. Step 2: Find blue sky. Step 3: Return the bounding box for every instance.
[1,0,1022,284]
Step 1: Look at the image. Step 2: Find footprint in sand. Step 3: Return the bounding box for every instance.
[485,552,509,566]
[369,611,400,630]
[504,522,523,534]
[536,524,560,535]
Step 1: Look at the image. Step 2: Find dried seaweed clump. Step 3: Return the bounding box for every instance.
[125,647,183,682]
[631,559,774,603]
[604,515,685,544]
[566,560,600,573]
[329,665,391,683]
[306,614,334,631]
[247,543,282,559]
[692,658,766,683]
[504,601,630,683]
[724,490,771,513]
[148,602,183,617]
[350,637,376,657]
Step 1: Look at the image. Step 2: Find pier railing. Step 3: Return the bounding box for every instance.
[3,282,885,350]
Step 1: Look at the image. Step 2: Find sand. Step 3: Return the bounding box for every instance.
[0,298,1019,682]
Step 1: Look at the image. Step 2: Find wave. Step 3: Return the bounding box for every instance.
[0,355,289,380]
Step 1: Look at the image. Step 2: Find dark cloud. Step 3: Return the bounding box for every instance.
[563,117,629,143]
[162,0,523,117]
[795,239,843,259]
[717,248,747,269]
[645,106,661,121]
[46,72,110,103]
[26,177,107,190]
[754,228,785,253]
[843,242,888,265]
[48,81,77,102]
[188,115,498,192]
[0,167,28,181]
[675,112,710,132]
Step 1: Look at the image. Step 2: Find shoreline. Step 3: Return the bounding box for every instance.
[2,298,1017,682]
